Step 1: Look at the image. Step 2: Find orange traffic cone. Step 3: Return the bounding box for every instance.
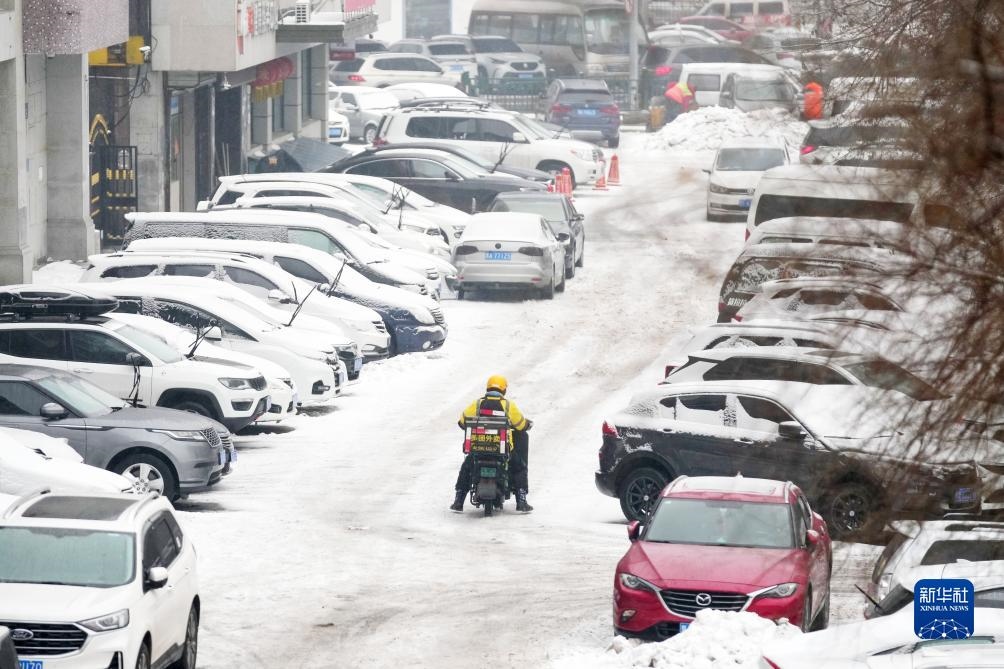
[560,167,573,195]
[592,173,608,191]
[607,154,621,186]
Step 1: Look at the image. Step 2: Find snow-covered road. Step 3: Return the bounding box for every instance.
[178,132,879,668]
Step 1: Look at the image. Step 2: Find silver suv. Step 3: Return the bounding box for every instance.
[0,364,227,499]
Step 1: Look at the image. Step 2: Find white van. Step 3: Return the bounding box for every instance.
[697,0,792,27]
[678,62,787,106]
[745,165,921,238]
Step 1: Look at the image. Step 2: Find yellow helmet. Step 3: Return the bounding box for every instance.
[486,374,508,394]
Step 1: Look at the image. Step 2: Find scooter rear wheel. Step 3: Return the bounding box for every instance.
[484,503,493,517]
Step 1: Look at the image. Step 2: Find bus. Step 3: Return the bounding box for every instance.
[468,0,647,78]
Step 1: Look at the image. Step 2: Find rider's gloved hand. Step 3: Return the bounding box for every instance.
[523,419,533,431]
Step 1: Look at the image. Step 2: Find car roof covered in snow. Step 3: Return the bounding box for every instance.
[759,164,915,187]
[897,562,1004,592]
[664,475,793,503]
[682,345,871,365]
[732,240,911,270]
[750,216,910,239]
[461,213,548,242]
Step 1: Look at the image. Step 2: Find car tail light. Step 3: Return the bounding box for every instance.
[454,245,478,255]
[654,65,673,77]
[777,51,795,60]
[518,246,543,256]
[718,301,728,315]
[732,314,743,322]
[371,137,388,147]
[600,104,620,115]
[551,103,572,115]
[602,421,619,438]
[348,74,366,82]
[744,228,750,241]
[800,145,816,155]
[664,364,676,378]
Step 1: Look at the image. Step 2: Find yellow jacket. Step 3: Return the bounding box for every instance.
[458,391,528,433]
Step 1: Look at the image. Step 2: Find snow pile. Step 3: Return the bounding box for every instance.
[553,611,801,669]
[646,107,808,153]
[33,260,85,285]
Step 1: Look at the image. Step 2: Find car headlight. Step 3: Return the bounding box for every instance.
[399,223,426,234]
[218,377,254,390]
[708,182,730,194]
[415,308,436,325]
[618,573,657,591]
[490,57,507,64]
[148,429,208,442]
[569,148,592,161]
[79,609,130,632]
[877,574,892,598]
[756,582,799,598]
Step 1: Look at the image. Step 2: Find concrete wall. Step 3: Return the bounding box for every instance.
[22,0,128,54]
[24,54,46,257]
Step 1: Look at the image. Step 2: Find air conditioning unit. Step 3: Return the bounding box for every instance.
[295,0,312,23]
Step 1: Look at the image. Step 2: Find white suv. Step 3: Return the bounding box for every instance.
[0,491,199,669]
[375,106,605,187]
[0,287,271,432]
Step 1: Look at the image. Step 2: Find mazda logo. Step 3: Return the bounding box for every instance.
[694,593,712,607]
[11,628,34,641]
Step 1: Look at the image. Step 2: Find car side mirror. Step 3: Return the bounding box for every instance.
[39,402,69,420]
[205,326,223,341]
[125,352,149,367]
[446,172,460,181]
[778,421,807,440]
[572,213,584,222]
[806,529,821,547]
[511,132,527,143]
[701,168,711,174]
[146,566,169,590]
[557,232,570,242]
[342,103,358,112]
[627,520,642,542]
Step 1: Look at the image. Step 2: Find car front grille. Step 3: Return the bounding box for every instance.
[200,428,222,448]
[430,306,445,326]
[659,589,748,618]
[218,430,233,450]
[722,187,755,195]
[372,319,388,333]
[0,621,87,656]
[250,375,267,391]
[511,61,539,71]
[717,203,752,211]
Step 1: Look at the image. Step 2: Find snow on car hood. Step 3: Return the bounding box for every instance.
[0,427,81,462]
[0,443,133,496]
[0,582,136,623]
[623,541,799,589]
[709,170,763,191]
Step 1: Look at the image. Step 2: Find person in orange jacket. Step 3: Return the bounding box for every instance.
[664,80,697,122]
[804,81,824,120]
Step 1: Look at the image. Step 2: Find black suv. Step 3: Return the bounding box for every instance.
[595,380,983,537]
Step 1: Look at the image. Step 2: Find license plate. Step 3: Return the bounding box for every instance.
[578,108,598,117]
[21,660,43,669]
[954,487,976,504]
[229,448,237,463]
[479,467,497,477]
[353,357,362,373]
[449,64,464,71]
[739,198,752,209]
[218,449,226,465]
[678,622,690,633]
[328,128,342,138]
[518,73,534,79]
[485,251,511,261]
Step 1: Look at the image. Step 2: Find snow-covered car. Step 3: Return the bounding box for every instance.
[744,216,916,251]
[595,381,984,535]
[0,364,226,498]
[760,564,1004,668]
[705,138,789,221]
[329,85,400,143]
[122,238,448,354]
[0,431,139,495]
[335,171,474,237]
[384,81,470,103]
[489,191,586,278]
[733,275,962,325]
[203,172,460,248]
[104,312,297,425]
[799,116,912,165]
[0,491,200,669]
[83,250,388,366]
[865,519,1004,605]
[122,209,440,298]
[614,476,831,640]
[717,242,912,322]
[452,213,566,299]
[720,72,798,113]
[327,106,350,145]
[388,39,478,80]
[664,347,944,401]
[375,106,605,187]
[0,285,270,432]
[76,279,344,407]
[0,425,82,461]
[329,52,460,88]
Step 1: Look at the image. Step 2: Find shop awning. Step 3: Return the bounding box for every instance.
[250,136,351,173]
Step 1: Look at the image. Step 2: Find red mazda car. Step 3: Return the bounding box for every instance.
[613,475,832,640]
